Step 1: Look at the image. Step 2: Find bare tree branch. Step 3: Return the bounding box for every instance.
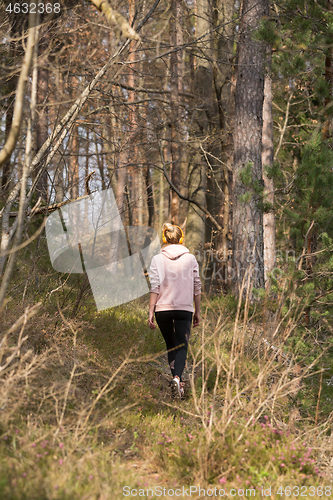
[157,139,223,233]
[89,0,140,40]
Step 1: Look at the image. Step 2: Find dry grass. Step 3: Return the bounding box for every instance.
[0,280,332,498]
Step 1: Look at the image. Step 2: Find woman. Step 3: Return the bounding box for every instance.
[148,223,201,399]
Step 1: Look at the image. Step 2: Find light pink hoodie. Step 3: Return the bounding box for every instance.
[149,244,201,313]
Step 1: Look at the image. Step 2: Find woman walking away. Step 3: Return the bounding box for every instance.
[148,223,201,399]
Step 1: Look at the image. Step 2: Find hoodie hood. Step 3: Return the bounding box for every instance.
[161,244,189,260]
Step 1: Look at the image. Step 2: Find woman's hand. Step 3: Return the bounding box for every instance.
[193,294,200,327]
[148,312,156,329]
[193,311,200,327]
[149,292,158,329]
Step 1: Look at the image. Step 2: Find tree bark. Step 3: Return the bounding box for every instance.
[1,90,16,199]
[186,0,209,257]
[323,0,333,139]
[145,166,155,227]
[69,124,79,199]
[116,134,135,217]
[232,0,268,295]
[102,111,117,193]
[212,0,234,290]
[25,26,39,172]
[262,74,276,285]
[159,169,164,236]
[35,34,49,202]
[127,0,140,225]
[94,131,106,191]
[170,0,182,225]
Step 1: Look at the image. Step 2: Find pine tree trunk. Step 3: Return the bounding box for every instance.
[128,0,139,225]
[232,0,268,295]
[324,0,332,139]
[262,74,276,285]
[186,0,209,257]
[170,0,182,225]
[213,0,234,291]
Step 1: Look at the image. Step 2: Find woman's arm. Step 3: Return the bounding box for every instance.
[148,292,159,329]
[193,293,201,327]
[148,256,160,329]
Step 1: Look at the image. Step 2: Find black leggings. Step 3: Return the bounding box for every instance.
[155,310,192,380]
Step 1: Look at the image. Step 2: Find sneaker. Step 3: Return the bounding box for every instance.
[170,377,184,399]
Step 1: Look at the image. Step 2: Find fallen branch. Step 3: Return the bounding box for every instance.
[0,194,93,219]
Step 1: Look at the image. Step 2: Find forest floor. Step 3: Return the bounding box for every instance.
[1,289,333,499]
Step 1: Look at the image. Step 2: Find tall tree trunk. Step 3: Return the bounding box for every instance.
[116,148,128,218]
[94,131,106,191]
[84,128,90,196]
[1,91,16,200]
[159,169,164,236]
[145,166,155,227]
[1,17,20,200]
[186,0,209,257]
[170,0,182,225]
[232,0,268,295]
[35,29,49,202]
[188,0,234,290]
[213,0,234,291]
[262,74,276,286]
[55,164,64,203]
[69,124,79,199]
[324,0,333,139]
[128,0,139,225]
[25,29,38,172]
[103,113,117,193]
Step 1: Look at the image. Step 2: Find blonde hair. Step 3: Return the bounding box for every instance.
[162,223,183,244]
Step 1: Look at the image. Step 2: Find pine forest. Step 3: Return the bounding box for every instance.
[1,0,333,497]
